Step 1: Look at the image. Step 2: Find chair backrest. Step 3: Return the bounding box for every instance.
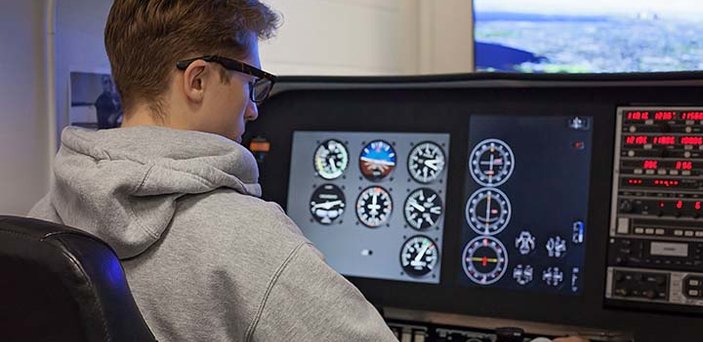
[0,215,156,342]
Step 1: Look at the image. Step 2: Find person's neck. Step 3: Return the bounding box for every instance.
[121,102,190,130]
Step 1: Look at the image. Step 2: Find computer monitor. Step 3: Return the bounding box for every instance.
[286,116,593,296]
[474,0,703,73]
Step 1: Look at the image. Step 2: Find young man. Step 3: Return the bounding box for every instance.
[29,0,396,341]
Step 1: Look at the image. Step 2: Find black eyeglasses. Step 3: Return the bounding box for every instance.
[176,55,277,104]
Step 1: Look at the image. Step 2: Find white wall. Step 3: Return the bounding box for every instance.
[260,0,421,75]
[419,0,474,74]
[260,0,473,75]
[0,1,51,215]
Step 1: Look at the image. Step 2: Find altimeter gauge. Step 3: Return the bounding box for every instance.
[400,235,439,277]
[309,184,346,224]
[469,138,515,187]
[408,141,446,183]
[462,236,508,285]
[356,186,392,228]
[314,139,349,180]
[404,188,443,230]
[465,187,511,235]
[359,140,397,181]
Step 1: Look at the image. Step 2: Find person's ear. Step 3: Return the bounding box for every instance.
[182,60,209,103]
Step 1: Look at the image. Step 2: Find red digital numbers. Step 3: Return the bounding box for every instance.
[654,111,676,120]
[682,112,703,120]
[652,136,675,145]
[626,111,650,120]
[676,200,684,209]
[696,202,702,210]
[680,136,703,145]
[643,160,658,169]
[675,161,693,170]
[625,136,648,144]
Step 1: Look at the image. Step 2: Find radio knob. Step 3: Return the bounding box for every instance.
[619,200,633,213]
[615,288,629,297]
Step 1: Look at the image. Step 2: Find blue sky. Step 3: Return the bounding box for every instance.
[475,0,702,19]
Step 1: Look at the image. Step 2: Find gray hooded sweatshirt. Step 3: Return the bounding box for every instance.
[29,126,396,342]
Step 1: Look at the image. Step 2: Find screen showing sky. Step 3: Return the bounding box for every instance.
[475,0,703,73]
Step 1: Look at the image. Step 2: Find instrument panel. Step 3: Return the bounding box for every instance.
[459,116,592,295]
[607,107,703,310]
[287,131,449,283]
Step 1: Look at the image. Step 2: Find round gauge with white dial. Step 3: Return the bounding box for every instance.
[462,236,508,285]
[356,186,392,228]
[359,140,397,181]
[309,184,346,224]
[469,138,515,187]
[408,141,446,183]
[404,188,443,230]
[400,235,439,277]
[313,139,349,180]
[465,187,511,235]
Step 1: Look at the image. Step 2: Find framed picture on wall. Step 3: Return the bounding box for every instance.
[69,71,122,129]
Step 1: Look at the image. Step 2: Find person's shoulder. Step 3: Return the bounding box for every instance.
[173,188,306,246]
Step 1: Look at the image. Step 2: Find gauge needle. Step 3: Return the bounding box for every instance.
[410,200,425,212]
[368,194,380,215]
[488,153,495,180]
[328,157,337,171]
[485,193,492,232]
[471,256,498,266]
[414,242,431,262]
[312,200,342,210]
[424,160,439,171]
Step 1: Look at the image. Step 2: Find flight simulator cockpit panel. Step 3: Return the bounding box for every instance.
[247,74,703,342]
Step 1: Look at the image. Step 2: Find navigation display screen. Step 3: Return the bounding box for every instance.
[459,116,593,295]
[287,131,450,284]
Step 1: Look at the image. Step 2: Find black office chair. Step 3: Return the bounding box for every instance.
[0,215,156,342]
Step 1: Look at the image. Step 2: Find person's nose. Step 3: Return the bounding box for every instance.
[245,100,258,121]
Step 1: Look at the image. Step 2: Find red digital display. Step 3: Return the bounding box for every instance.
[627,179,643,185]
[624,135,648,145]
[643,160,658,169]
[696,201,702,210]
[653,179,680,187]
[676,161,693,170]
[654,111,676,120]
[676,200,684,209]
[680,136,703,145]
[682,112,703,120]
[652,136,676,145]
[626,111,650,120]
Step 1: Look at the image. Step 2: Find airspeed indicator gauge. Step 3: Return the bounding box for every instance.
[313,139,349,180]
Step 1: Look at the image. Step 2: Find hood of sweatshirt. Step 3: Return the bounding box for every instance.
[47,126,261,258]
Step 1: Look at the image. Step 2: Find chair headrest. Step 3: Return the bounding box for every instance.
[0,215,156,342]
